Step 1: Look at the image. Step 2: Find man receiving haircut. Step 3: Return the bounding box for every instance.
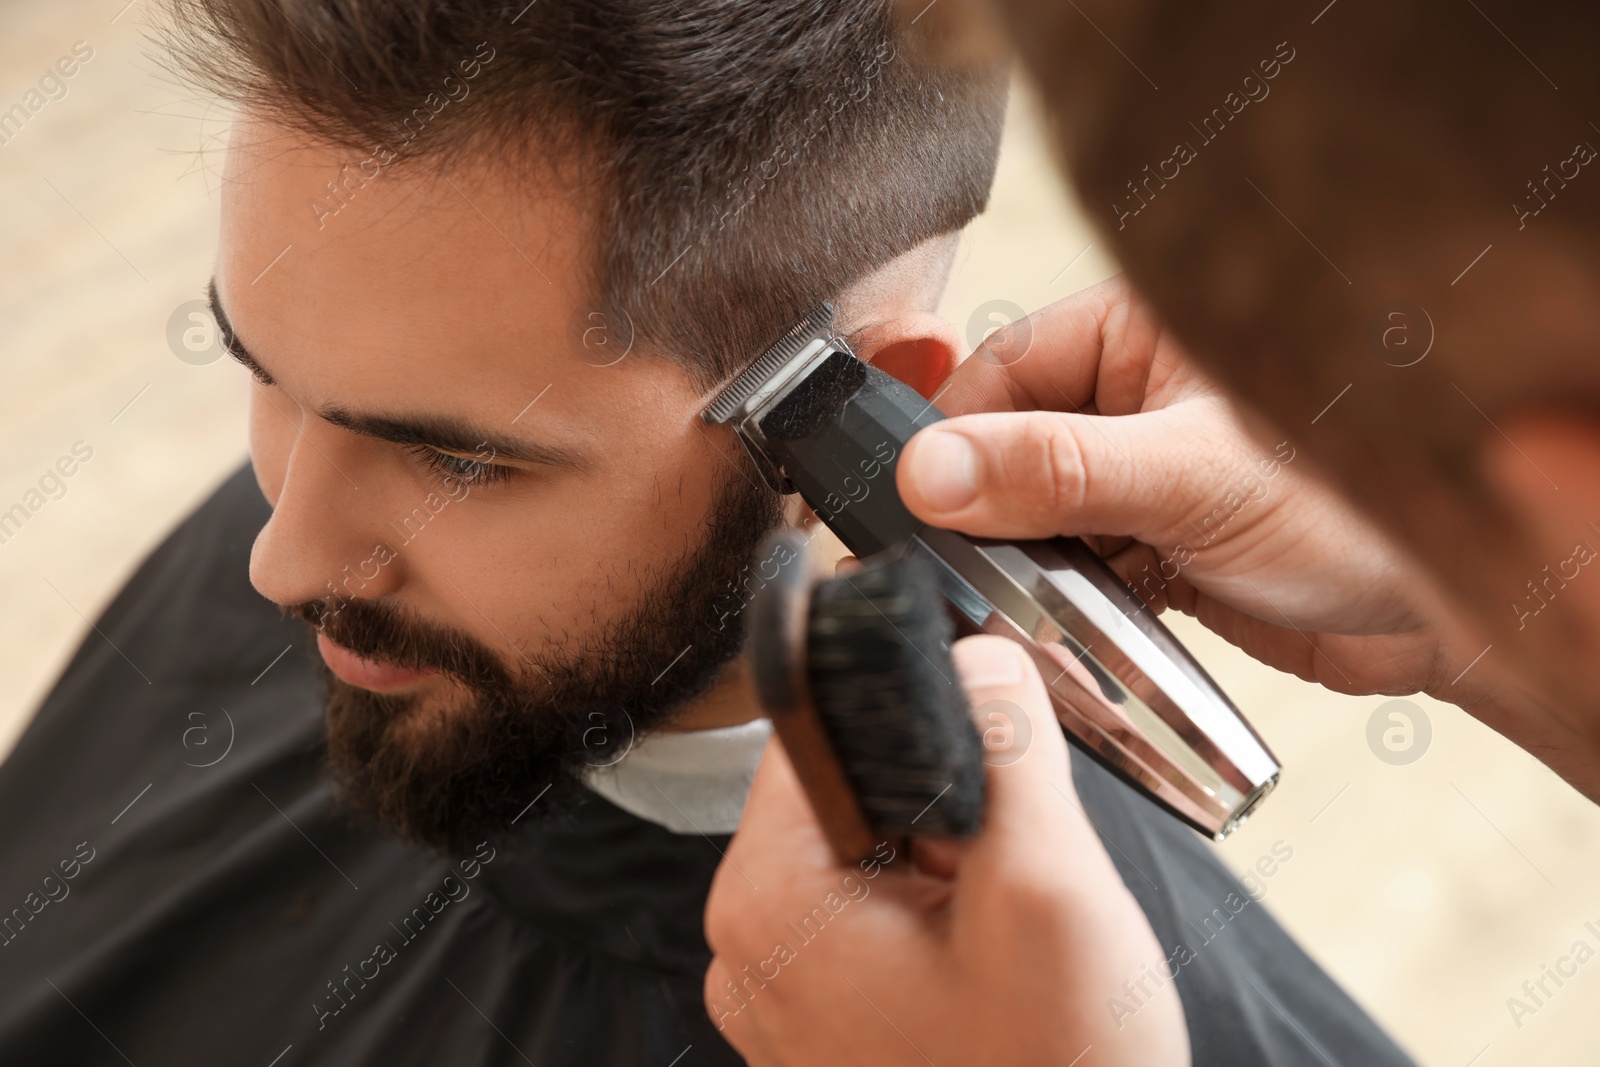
[0,1,1408,1064]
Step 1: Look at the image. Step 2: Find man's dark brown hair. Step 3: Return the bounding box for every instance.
[159,0,1009,386]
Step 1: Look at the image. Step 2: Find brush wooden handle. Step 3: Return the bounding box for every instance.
[747,529,896,867]
[768,694,884,867]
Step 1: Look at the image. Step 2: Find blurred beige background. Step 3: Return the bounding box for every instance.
[4,4,1600,1064]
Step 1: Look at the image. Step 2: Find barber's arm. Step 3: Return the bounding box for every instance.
[704,636,1190,1067]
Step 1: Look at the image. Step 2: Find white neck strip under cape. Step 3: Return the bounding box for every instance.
[582,717,773,835]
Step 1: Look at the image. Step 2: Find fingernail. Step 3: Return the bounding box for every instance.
[951,638,1025,690]
[913,430,978,512]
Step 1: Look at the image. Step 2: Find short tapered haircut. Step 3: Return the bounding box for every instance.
[159,0,1009,385]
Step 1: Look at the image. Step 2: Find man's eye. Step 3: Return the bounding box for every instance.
[407,445,515,488]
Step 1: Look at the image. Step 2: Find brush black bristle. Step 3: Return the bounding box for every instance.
[806,556,986,839]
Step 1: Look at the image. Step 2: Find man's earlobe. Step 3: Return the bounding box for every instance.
[851,314,962,400]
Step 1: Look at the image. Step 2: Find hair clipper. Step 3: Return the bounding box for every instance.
[702,303,1280,838]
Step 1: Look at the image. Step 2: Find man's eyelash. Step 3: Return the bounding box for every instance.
[406,445,516,488]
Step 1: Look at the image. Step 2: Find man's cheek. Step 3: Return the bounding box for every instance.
[493,522,649,623]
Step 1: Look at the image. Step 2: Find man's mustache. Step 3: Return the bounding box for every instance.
[285,597,513,690]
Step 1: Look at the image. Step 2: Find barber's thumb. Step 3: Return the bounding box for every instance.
[898,409,1199,541]
[946,636,1119,897]
[950,636,1072,820]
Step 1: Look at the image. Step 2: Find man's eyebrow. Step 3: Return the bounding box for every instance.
[208,278,275,386]
[205,277,585,470]
[319,407,586,469]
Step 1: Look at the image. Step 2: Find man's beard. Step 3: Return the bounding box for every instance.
[287,468,785,853]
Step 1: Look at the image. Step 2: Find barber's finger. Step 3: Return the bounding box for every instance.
[916,635,1080,880]
[703,954,758,1047]
[898,403,1242,543]
[951,637,1075,828]
[934,276,1169,419]
[1101,539,1180,614]
[906,636,1078,885]
[949,637,1124,908]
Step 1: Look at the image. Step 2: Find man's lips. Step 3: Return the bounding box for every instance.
[316,631,437,692]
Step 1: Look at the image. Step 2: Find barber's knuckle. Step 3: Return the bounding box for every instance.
[703,960,725,1003]
[1000,867,1073,924]
[1031,417,1091,521]
[704,895,745,953]
[704,904,733,953]
[704,882,750,954]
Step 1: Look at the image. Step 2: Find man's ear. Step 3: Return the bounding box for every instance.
[849,312,963,400]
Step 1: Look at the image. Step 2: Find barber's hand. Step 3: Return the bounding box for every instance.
[703,636,1190,1067]
[901,277,1471,702]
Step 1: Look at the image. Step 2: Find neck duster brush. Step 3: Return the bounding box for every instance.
[747,529,985,864]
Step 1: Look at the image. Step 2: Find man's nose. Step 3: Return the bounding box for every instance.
[248,424,403,610]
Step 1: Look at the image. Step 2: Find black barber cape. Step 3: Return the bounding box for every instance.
[0,465,1414,1066]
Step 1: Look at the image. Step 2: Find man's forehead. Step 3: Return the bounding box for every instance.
[215,113,710,447]
[219,113,582,339]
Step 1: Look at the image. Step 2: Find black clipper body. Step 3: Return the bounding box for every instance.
[703,304,1280,839]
